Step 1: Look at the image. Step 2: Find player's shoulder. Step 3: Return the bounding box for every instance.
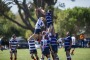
[9,38,13,41]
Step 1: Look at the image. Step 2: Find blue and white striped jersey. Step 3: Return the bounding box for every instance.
[9,39,18,50]
[49,35,58,46]
[46,11,53,26]
[28,39,36,51]
[64,36,72,47]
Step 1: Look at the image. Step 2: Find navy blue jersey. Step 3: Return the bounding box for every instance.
[46,11,53,27]
[49,35,58,46]
[64,36,72,47]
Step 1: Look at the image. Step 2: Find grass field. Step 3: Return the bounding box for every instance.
[0,48,90,60]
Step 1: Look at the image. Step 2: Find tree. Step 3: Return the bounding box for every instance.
[55,7,90,36]
[0,0,58,32]
[0,0,75,32]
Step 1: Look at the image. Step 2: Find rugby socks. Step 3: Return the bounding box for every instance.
[36,56,39,60]
[40,58,44,60]
[56,55,59,60]
[48,58,51,60]
[10,57,12,60]
[14,58,17,60]
[31,56,36,60]
[67,56,71,60]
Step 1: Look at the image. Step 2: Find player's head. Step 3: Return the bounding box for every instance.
[40,17,45,21]
[66,31,70,36]
[42,31,46,35]
[47,9,52,13]
[12,34,16,39]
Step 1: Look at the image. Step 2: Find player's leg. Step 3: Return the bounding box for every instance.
[34,50,39,60]
[51,47,56,60]
[55,53,59,60]
[34,29,42,40]
[46,54,51,60]
[30,50,36,60]
[53,46,59,60]
[44,48,51,60]
[10,50,13,60]
[35,53,39,60]
[66,50,71,60]
[40,54,45,60]
[71,48,75,55]
[71,45,75,55]
[14,50,17,60]
[31,54,36,60]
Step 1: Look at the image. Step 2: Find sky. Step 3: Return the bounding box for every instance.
[10,0,90,14]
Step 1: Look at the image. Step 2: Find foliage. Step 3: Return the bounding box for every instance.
[54,7,90,37]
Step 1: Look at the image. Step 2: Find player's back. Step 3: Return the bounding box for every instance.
[49,35,57,46]
[28,39,36,51]
[64,36,72,47]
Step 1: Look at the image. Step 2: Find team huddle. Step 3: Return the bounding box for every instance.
[9,9,75,60]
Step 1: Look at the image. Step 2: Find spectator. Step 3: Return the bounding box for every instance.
[79,33,85,47]
[71,34,76,55]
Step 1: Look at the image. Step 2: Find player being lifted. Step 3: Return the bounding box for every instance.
[9,34,18,60]
[28,35,39,60]
[40,31,51,60]
[28,17,45,41]
[36,7,53,33]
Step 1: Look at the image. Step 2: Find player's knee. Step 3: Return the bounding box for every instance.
[10,57,13,60]
[14,57,17,60]
[31,55,34,59]
[46,54,50,58]
[35,54,39,60]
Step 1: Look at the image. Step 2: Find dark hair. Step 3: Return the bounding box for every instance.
[12,34,16,37]
[42,31,46,35]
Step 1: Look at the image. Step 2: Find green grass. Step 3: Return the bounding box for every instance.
[0,48,90,60]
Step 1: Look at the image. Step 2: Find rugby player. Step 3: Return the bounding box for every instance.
[9,34,18,60]
[28,37,39,60]
[64,32,72,60]
[40,31,51,60]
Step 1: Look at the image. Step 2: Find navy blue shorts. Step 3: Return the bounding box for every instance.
[34,29,41,34]
[51,45,58,53]
[47,22,53,28]
[10,49,17,53]
[65,47,71,51]
[30,50,37,54]
[71,45,76,48]
[42,48,50,56]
